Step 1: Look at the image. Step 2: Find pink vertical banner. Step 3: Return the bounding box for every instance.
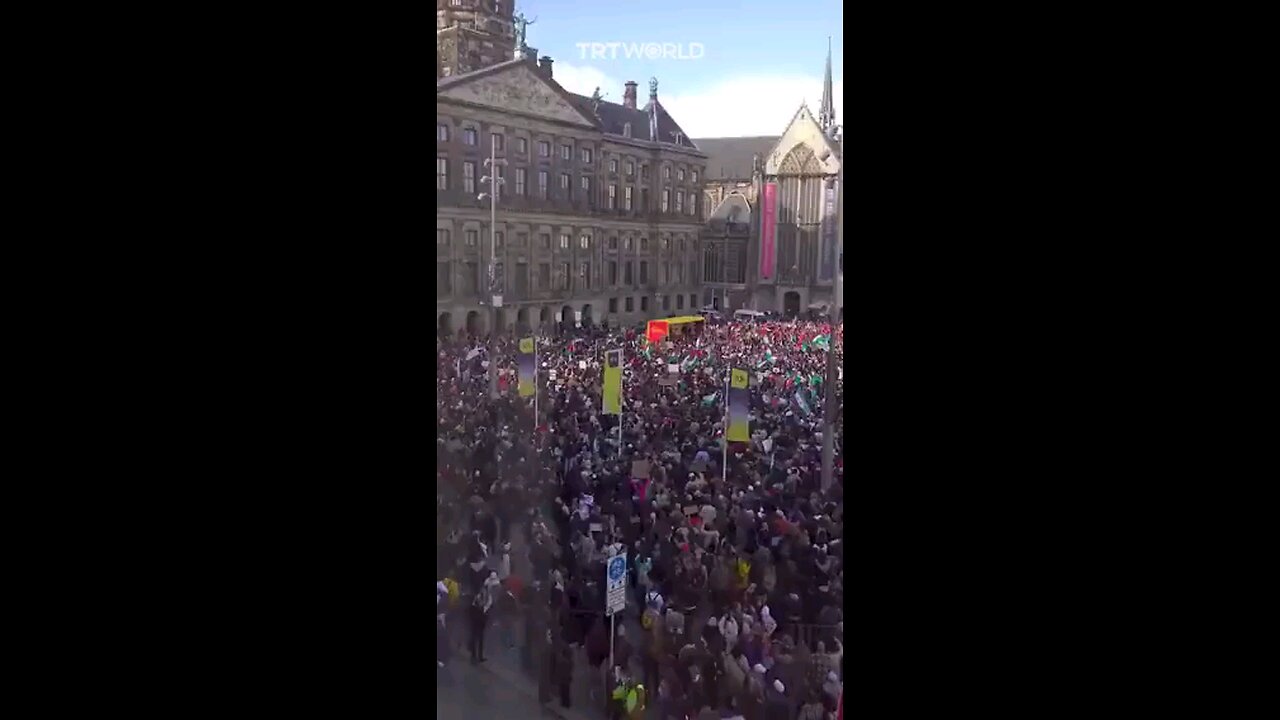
[760,181,777,279]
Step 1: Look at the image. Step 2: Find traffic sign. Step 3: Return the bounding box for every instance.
[606,552,627,615]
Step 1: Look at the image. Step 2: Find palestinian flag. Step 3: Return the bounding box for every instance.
[794,390,812,415]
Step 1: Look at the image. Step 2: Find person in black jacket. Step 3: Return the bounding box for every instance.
[468,574,497,663]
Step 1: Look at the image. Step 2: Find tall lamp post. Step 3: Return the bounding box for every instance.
[479,135,507,399]
[820,165,843,493]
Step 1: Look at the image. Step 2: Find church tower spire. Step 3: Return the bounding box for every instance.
[819,37,835,131]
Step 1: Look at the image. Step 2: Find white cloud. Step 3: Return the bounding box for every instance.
[554,62,844,138]
[660,76,844,138]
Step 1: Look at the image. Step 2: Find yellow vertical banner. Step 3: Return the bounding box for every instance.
[603,349,623,415]
[727,368,750,442]
[517,337,536,397]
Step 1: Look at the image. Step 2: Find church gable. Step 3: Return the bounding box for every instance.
[764,105,841,176]
[438,63,598,127]
[708,192,752,223]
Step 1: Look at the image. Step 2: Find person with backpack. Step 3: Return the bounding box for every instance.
[442,575,462,652]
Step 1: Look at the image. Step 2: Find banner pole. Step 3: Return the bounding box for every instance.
[617,348,624,456]
[723,373,729,484]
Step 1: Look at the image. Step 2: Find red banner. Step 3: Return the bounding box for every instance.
[646,320,669,344]
[760,182,777,279]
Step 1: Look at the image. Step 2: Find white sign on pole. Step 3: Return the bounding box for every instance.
[605,552,627,615]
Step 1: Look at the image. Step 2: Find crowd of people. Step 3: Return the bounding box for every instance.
[437,315,844,720]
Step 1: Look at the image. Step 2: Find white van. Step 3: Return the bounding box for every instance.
[733,309,768,322]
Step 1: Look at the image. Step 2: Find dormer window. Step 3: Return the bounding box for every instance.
[623,122,632,138]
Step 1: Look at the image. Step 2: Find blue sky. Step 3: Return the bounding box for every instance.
[511,0,844,138]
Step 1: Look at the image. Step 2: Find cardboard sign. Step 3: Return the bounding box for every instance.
[631,460,651,479]
[579,360,588,370]
[658,377,676,386]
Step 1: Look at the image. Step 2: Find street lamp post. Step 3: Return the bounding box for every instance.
[821,166,843,493]
[479,135,507,399]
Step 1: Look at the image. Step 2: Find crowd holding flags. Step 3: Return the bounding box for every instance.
[436,317,844,712]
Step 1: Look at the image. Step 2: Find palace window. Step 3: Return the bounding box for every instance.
[463,162,476,193]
